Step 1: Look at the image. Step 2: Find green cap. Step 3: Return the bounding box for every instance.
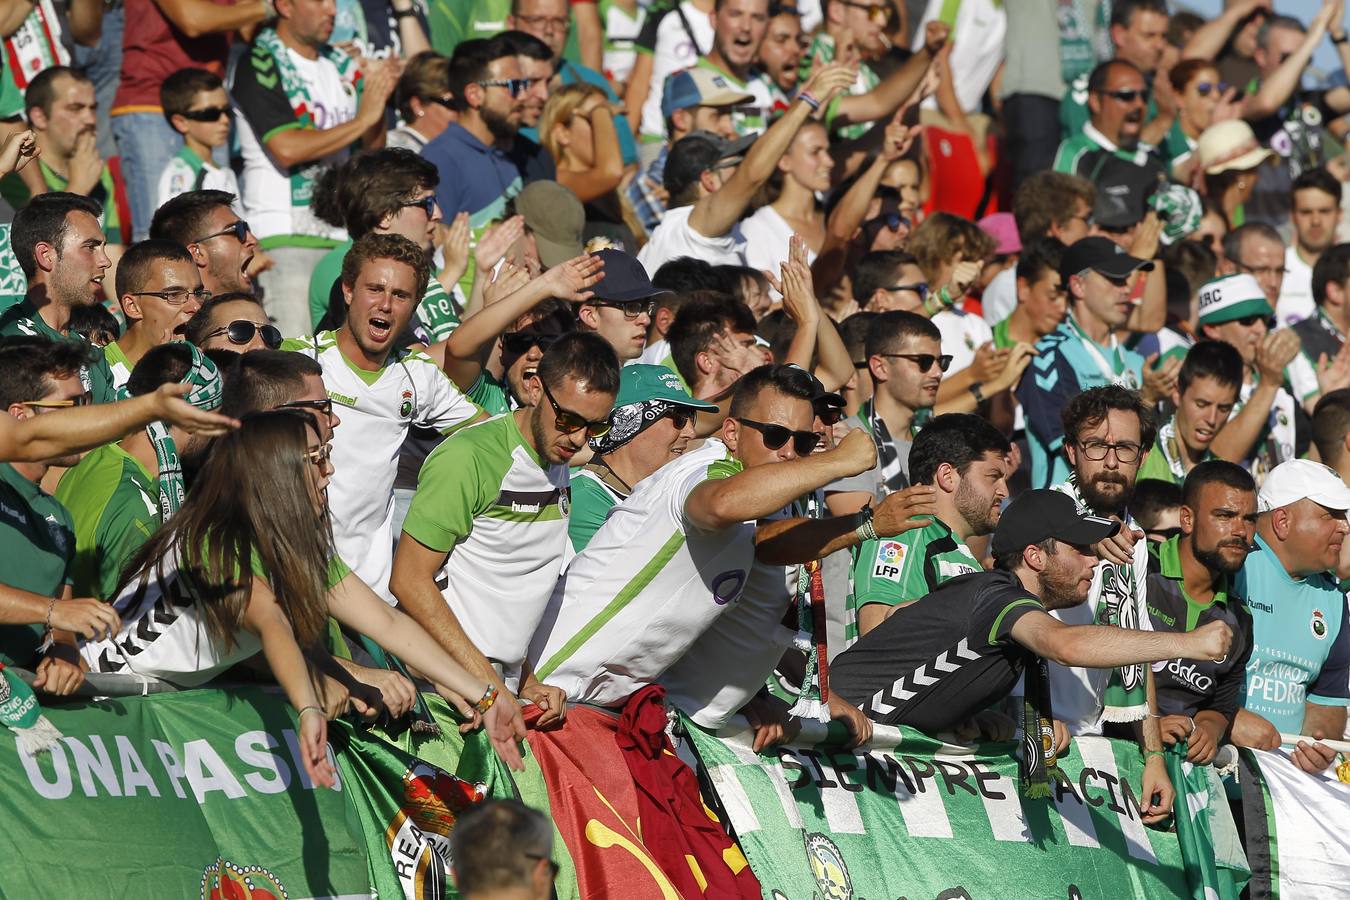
[1196,273,1274,326]
[615,364,719,411]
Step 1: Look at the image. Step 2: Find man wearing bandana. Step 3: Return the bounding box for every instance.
[569,364,717,553]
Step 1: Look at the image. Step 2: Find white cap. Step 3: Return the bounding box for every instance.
[1257,459,1350,515]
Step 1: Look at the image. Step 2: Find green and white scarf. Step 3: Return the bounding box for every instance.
[0,663,61,757]
[251,28,361,226]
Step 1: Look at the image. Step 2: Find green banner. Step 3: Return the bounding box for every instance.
[682,718,1198,900]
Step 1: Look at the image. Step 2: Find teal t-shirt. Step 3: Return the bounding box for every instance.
[1236,535,1350,733]
[0,297,118,403]
[567,467,623,553]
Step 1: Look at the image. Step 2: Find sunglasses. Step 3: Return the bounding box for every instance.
[131,287,212,307]
[664,407,695,429]
[501,330,561,355]
[885,282,929,302]
[879,352,953,373]
[400,195,438,218]
[425,95,455,109]
[1194,81,1230,97]
[815,404,844,426]
[193,219,251,244]
[541,379,611,438]
[838,0,891,24]
[1234,314,1275,328]
[24,394,92,408]
[206,319,283,348]
[736,417,819,455]
[1098,88,1148,104]
[279,397,335,418]
[477,78,530,97]
[1146,526,1183,542]
[180,105,234,122]
[305,444,332,466]
[592,299,655,319]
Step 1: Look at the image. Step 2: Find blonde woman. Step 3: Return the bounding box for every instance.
[541,83,638,249]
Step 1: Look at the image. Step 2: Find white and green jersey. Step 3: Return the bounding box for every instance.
[102,341,133,393]
[281,330,481,601]
[156,145,241,210]
[402,412,571,683]
[530,440,757,708]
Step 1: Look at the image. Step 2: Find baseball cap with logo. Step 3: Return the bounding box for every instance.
[1257,459,1350,515]
[662,67,755,118]
[514,181,584,269]
[1058,236,1155,285]
[1196,273,1274,326]
[990,489,1121,558]
[663,130,759,199]
[590,364,718,453]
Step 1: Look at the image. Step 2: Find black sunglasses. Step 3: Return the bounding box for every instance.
[502,330,561,355]
[193,219,251,244]
[1097,88,1148,104]
[886,282,929,302]
[664,407,696,429]
[278,397,335,417]
[400,195,438,218]
[815,404,844,427]
[879,352,953,373]
[1194,81,1230,97]
[1234,314,1275,328]
[425,95,455,109]
[592,299,656,319]
[736,417,819,455]
[206,319,283,348]
[180,105,234,122]
[1146,526,1183,542]
[541,379,611,438]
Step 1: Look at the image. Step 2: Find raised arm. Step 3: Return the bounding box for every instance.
[754,483,936,564]
[831,21,947,126]
[1244,2,1334,120]
[555,104,625,202]
[152,0,266,38]
[1182,0,1271,61]
[1010,609,1233,668]
[1210,331,1299,462]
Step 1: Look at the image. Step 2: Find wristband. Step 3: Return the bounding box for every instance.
[43,596,55,633]
[298,705,324,718]
[797,91,821,112]
[937,285,956,309]
[968,381,985,404]
[474,684,499,714]
[1144,749,1165,760]
[1334,32,1349,44]
[392,7,417,16]
[854,506,879,543]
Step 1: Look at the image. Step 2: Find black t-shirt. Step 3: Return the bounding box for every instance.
[830,569,1046,731]
[1145,538,1254,719]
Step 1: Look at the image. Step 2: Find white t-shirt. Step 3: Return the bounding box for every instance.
[530,440,756,706]
[633,337,670,366]
[981,266,1017,326]
[913,0,1007,113]
[740,204,818,289]
[637,204,745,275]
[1276,244,1315,328]
[933,305,994,375]
[232,48,355,242]
[281,331,481,601]
[639,0,715,140]
[156,153,241,213]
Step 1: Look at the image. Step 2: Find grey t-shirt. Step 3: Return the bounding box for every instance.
[826,414,910,499]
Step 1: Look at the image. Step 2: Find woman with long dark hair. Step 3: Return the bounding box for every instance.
[85,410,517,786]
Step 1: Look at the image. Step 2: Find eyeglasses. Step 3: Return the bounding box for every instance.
[664,407,695,429]
[477,78,531,97]
[425,95,455,109]
[879,352,953,373]
[180,105,234,122]
[130,287,212,306]
[885,282,929,302]
[279,397,335,418]
[540,379,611,438]
[872,212,909,232]
[515,12,569,31]
[1096,88,1148,104]
[501,330,561,354]
[193,220,251,244]
[1233,314,1275,328]
[852,360,868,369]
[206,319,283,348]
[1235,261,1287,279]
[1194,81,1230,97]
[400,195,439,218]
[1076,439,1142,463]
[305,444,332,467]
[736,417,820,455]
[837,0,891,24]
[591,299,655,319]
[23,394,92,408]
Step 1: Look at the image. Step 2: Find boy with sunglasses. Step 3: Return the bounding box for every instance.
[157,69,239,211]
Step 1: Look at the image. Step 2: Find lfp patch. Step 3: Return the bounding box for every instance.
[872,541,906,582]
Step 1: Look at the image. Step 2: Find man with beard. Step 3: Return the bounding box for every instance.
[1278,169,1343,328]
[496,30,560,183]
[0,193,119,403]
[755,2,803,111]
[846,413,1009,643]
[149,191,261,298]
[394,333,620,737]
[1138,341,1243,485]
[1146,460,1258,766]
[690,0,776,136]
[1053,60,1168,183]
[102,240,209,391]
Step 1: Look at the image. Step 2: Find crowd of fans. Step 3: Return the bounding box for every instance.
[1,0,1350,889]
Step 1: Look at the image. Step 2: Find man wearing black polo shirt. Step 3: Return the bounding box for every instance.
[831,489,1234,736]
[1146,460,1258,766]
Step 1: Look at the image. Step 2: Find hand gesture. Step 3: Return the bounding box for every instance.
[1128,212,1163,261]
[1189,619,1234,662]
[519,680,568,728]
[831,427,878,477]
[48,596,120,641]
[870,484,937,537]
[881,116,915,162]
[436,211,471,285]
[298,708,337,789]
[1093,525,1142,566]
[801,61,857,107]
[482,696,526,771]
[832,28,861,68]
[922,20,950,55]
[1255,329,1300,383]
[152,383,239,436]
[944,256,982,300]
[475,215,526,271]
[1316,341,1350,394]
[705,329,764,394]
[68,130,104,195]
[779,234,820,326]
[1213,85,1243,124]
[539,252,605,303]
[32,644,84,696]
[1141,352,1182,404]
[968,342,1011,383]
[483,259,530,306]
[357,58,398,125]
[0,129,38,178]
[989,341,1037,393]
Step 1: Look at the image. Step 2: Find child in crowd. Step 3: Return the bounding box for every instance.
[1131,478,1184,544]
[157,68,239,209]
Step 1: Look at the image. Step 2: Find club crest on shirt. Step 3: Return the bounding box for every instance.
[1312,608,1328,640]
[872,541,906,581]
[399,388,414,419]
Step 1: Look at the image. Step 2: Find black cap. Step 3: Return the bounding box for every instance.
[589,248,672,303]
[1058,236,1155,285]
[802,367,844,410]
[1091,166,1155,229]
[663,130,759,198]
[989,490,1121,558]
